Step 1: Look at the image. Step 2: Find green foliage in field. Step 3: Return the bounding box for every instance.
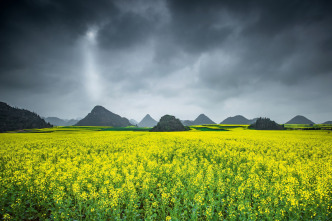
[0,129,331,220]
[190,124,248,131]
[285,124,332,130]
[102,127,151,132]
[12,126,151,133]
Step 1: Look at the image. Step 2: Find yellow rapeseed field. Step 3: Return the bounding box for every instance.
[0,128,331,220]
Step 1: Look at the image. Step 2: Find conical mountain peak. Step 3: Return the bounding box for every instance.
[91,105,108,113]
[144,114,153,119]
[193,114,216,125]
[220,115,257,124]
[76,106,132,126]
[138,114,157,127]
[286,115,315,124]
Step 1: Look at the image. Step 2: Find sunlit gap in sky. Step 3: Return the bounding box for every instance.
[83,27,102,102]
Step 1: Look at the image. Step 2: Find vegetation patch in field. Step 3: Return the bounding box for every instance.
[285,124,332,130]
[101,126,151,131]
[190,125,228,131]
[190,124,248,131]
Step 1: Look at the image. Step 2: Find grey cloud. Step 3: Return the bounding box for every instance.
[0,0,331,122]
[98,12,155,49]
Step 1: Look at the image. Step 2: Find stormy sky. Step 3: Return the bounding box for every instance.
[1,0,331,123]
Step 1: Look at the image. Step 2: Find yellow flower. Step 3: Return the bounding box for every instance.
[3,213,11,220]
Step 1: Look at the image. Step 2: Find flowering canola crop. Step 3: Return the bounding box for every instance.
[0,129,331,220]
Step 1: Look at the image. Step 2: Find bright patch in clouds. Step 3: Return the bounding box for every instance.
[83,28,103,102]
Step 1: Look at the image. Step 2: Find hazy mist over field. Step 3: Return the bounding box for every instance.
[0,0,331,123]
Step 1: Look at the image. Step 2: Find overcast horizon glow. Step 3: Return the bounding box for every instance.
[0,0,331,123]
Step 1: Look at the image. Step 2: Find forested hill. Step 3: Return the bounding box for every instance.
[0,102,52,132]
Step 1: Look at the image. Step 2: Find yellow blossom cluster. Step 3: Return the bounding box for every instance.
[0,128,331,220]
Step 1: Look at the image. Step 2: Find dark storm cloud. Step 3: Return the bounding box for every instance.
[0,0,118,95]
[0,0,331,122]
[98,12,153,49]
[167,0,332,92]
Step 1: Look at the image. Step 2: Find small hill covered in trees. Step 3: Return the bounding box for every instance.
[323,121,332,124]
[75,105,132,127]
[150,115,189,132]
[138,114,157,127]
[249,117,284,130]
[286,115,315,124]
[0,102,52,132]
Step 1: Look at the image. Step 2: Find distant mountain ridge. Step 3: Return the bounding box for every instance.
[75,106,132,127]
[2,100,329,127]
[221,115,257,124]
[44,117,79,126]
[67,119,80,125]
[181,120,195,126]
[286,115,315,124]
[138,114,157,127]
[0,102,52,132]
[129,119,138,125]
